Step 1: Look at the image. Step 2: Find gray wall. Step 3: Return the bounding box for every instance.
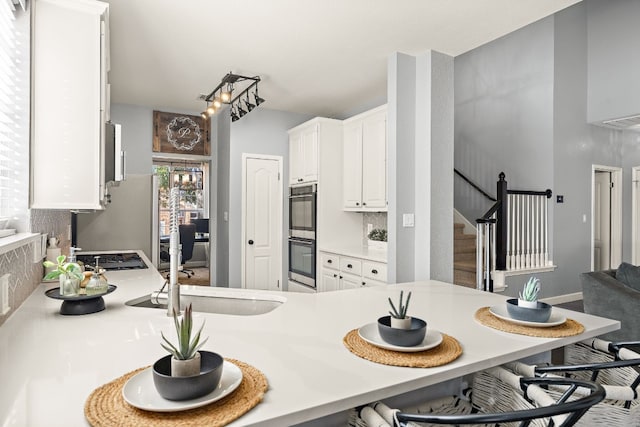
[454,1,638,298]
[215,110,230,287]
[387,50,454,284]
[587,0,640,123]
[226,108,312,288]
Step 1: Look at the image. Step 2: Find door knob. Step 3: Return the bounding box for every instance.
[248,240,254,245]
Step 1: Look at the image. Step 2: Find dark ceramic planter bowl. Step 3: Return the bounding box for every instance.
[377,315,427,347]
[152,350,223,401]
[506,298,552,323]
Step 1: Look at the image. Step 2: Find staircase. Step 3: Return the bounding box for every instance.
[454,223,476,289]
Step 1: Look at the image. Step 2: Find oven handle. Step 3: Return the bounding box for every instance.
[288,238,315,246]
[289,194,314,199]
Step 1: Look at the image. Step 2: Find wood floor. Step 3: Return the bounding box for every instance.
[162,267,210,286]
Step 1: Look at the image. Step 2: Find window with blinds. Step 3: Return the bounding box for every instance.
[0,0,29,231]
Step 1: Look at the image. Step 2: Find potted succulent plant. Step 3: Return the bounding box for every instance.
[518,276,541,308]
[43,255,83,297]
[161,303,208,377]
[388,290,412,329]
[368,228,388,250]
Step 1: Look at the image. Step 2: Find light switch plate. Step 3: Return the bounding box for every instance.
[402,214,415,227]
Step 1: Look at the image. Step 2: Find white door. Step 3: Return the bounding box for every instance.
[244,156,282,291]
[593,171,611,270]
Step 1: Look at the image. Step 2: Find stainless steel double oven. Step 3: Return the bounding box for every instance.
[288,184,316,290]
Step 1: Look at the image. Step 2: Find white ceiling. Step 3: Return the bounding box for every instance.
[105,0,581,119]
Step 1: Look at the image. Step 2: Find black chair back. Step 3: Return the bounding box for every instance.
[179,223,196,263]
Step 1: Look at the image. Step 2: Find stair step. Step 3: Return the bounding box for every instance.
[454,241,476,253]
[454,223,465,234]
[454,233,475,241]
[454,252,476,262]
[454,270,477,288]
[454,260,476,273]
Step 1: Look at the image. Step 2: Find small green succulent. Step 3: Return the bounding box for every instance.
[388,290,412,319]
[161,303,208,360]
[368,228,387,242]
[43,255,82,281]
[519,277,541,302]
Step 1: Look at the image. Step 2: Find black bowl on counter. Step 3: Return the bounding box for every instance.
[377,315,427,347]
[152,351,223,401]
[506,298,552,323]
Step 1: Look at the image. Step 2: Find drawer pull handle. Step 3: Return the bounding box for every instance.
[372,269,378,274]
[333,274,337,278]
[362,282,366,286]
[347,264,352,269]
[327,259,332,264]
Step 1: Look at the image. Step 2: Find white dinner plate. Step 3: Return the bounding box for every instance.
[358,323,443,353]
[122,360,242,412]
[488,305,567,328]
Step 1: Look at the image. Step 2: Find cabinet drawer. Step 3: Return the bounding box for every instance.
[321,253,339,270]
[362,278,386,287]
[363,261,387,282]
[339,257,362,275]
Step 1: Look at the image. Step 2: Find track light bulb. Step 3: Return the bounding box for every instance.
[254,89,265,106]
[221,83,233,103]
[200,112,207,119]
[206,104,216,115]
[213,97,222,108]
[238,105,247,117]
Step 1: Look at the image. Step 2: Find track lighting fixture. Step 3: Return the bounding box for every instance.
[200,72,265,122]
[244,93,255,112]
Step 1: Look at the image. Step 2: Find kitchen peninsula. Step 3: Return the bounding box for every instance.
[0,253,619,426]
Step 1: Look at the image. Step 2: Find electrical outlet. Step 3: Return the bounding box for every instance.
[0,274,10,315]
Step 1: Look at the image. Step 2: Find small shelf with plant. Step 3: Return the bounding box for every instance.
[367,228,387,249]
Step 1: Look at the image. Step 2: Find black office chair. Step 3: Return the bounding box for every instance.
[178,223,196,278]
[193,218,209,237]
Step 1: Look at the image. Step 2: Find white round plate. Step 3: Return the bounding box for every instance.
[122,360,242,412]
[358,323,443,352]
[489,305,566,328]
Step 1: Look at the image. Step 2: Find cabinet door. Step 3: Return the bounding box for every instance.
[301,125,318,183]
[361,111,387,210]
[289,131,303,185]
[340,272,362,290]
[31,0,109,210]
[343,122,363,208]
[362,278,386,287]
[319,267,339,292]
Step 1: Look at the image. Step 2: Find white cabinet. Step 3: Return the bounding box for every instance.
[289,123,318,185]
[31,0,110,210]
[343,105,387,211]
[318,251,386,292]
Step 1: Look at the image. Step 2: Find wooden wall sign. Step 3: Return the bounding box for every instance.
[153,110,210,156]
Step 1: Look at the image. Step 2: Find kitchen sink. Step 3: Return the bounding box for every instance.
[125,287,286,316]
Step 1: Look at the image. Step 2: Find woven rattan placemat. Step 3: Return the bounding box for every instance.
[475,307,585,338]
[343,329,462,368]
[84,358,267,427]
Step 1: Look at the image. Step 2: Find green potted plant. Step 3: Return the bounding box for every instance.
[43,255,83,297]
[518,276,540,308]
[161,303,208,377]
[388,290,412,329]
[367,228,387,250]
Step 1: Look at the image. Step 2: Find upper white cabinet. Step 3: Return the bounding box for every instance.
[31,0,110,210]
[343,105,387,211]
[288,123,319,185]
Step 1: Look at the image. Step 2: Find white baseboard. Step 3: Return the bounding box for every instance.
[540,292,583,305]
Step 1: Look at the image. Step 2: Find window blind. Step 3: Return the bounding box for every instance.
[0,0,29,231]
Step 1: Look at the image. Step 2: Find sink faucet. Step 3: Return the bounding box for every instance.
[167,187,181,316]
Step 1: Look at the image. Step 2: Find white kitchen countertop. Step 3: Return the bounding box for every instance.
[318,244,387,262]
[0,253,618,426]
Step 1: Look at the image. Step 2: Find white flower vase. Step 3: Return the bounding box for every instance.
[171,351,201,377]
[390,316,412,329]
[518,299,538,309]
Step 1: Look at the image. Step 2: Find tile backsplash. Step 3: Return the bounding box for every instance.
[0,209,70,327]
[362,212,387,245]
